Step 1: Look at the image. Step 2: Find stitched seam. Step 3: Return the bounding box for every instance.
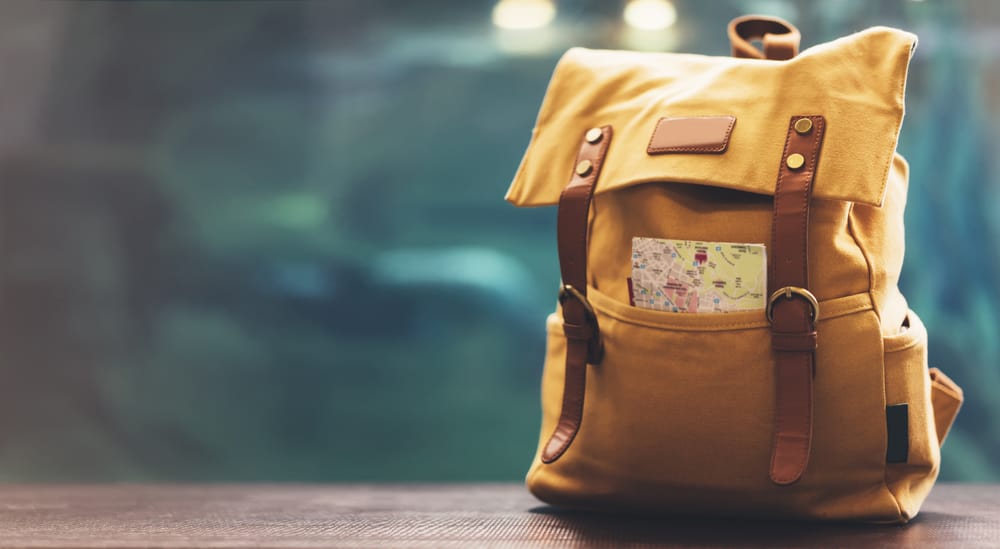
[846,202,877,318]
[581,288,873,333]
[821,302,874,321]
[646,118,665,153]
[770,120,795,286]
[650,145,728,153]
[875,39,914,209]
[791,118,822,482]
[803,117,824,284]
[561,126,611,297]
[803,352,814,474]
[590,301,873,333]
[770,119,795,486]
[647,116,736,154]
[794,118,823,482]
[579,126,612,293]
[607,315,768,332]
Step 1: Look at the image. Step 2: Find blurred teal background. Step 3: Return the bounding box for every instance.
[0,0,996,482]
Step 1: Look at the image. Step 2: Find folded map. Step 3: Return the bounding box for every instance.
[629,237,767,313]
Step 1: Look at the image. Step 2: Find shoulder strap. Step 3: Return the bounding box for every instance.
[542,125,612,463]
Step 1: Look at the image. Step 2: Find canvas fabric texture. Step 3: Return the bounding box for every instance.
[505,17,963,522]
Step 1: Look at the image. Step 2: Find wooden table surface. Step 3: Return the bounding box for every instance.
[0,483,996,548]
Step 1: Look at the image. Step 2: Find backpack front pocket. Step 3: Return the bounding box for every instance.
[528,286,903,520]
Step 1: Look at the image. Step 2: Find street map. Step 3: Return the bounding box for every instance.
[630,237,767,313]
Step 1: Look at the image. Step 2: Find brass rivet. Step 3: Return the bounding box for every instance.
[585,128,603,144]
[794,118,813,135]
[786,153,805,170]
[575,159,593,176]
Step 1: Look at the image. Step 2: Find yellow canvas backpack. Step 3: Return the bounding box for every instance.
[505,15,964,522]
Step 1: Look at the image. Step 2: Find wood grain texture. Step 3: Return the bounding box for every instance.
[0,484,996,548]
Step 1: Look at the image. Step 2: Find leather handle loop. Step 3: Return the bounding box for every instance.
[728,15,801,60]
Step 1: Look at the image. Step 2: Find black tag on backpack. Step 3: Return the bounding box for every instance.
[886,404,909,463]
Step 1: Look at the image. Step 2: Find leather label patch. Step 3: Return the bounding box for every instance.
[886,403,909,463]
[647,116,736,155]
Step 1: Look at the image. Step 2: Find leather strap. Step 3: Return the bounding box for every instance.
[728,15,801,61]
[541,125,612,464]
[768,116,825,485]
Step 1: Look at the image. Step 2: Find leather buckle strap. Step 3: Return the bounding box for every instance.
[541,125,612,464]
[768,116,825,485]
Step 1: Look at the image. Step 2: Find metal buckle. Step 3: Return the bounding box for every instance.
[558,284,595,318]
[766,286,819,324]
[559,284,604,364]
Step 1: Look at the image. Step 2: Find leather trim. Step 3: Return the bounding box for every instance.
[542,125,613,464]
[728,15,801,60]
[647,116,736,154]
[768,115,826,485]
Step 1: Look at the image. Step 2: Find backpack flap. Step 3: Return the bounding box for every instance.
[505,27,917,208]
